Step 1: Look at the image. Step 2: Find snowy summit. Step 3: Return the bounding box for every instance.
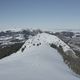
[0,33,79,80]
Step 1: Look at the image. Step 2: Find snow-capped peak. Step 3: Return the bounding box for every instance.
[0,33,79,80]
[0,32,79,80]
[21,33,71,53]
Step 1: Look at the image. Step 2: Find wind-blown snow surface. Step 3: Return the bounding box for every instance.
[0,33,79,80]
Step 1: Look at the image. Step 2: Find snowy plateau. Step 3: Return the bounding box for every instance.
[0,33,80,80]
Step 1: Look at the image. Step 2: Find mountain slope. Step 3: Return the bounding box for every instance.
[0,33,79,80]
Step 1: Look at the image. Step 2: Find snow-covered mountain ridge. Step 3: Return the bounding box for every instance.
[0,32,80,80]
[20,33,76,56]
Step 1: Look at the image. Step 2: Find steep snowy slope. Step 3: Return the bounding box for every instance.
[0,33,79,80]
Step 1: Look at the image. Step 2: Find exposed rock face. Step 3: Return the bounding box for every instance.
[54,31,80,57]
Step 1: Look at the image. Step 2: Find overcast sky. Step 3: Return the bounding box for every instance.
[0,0,80,30]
